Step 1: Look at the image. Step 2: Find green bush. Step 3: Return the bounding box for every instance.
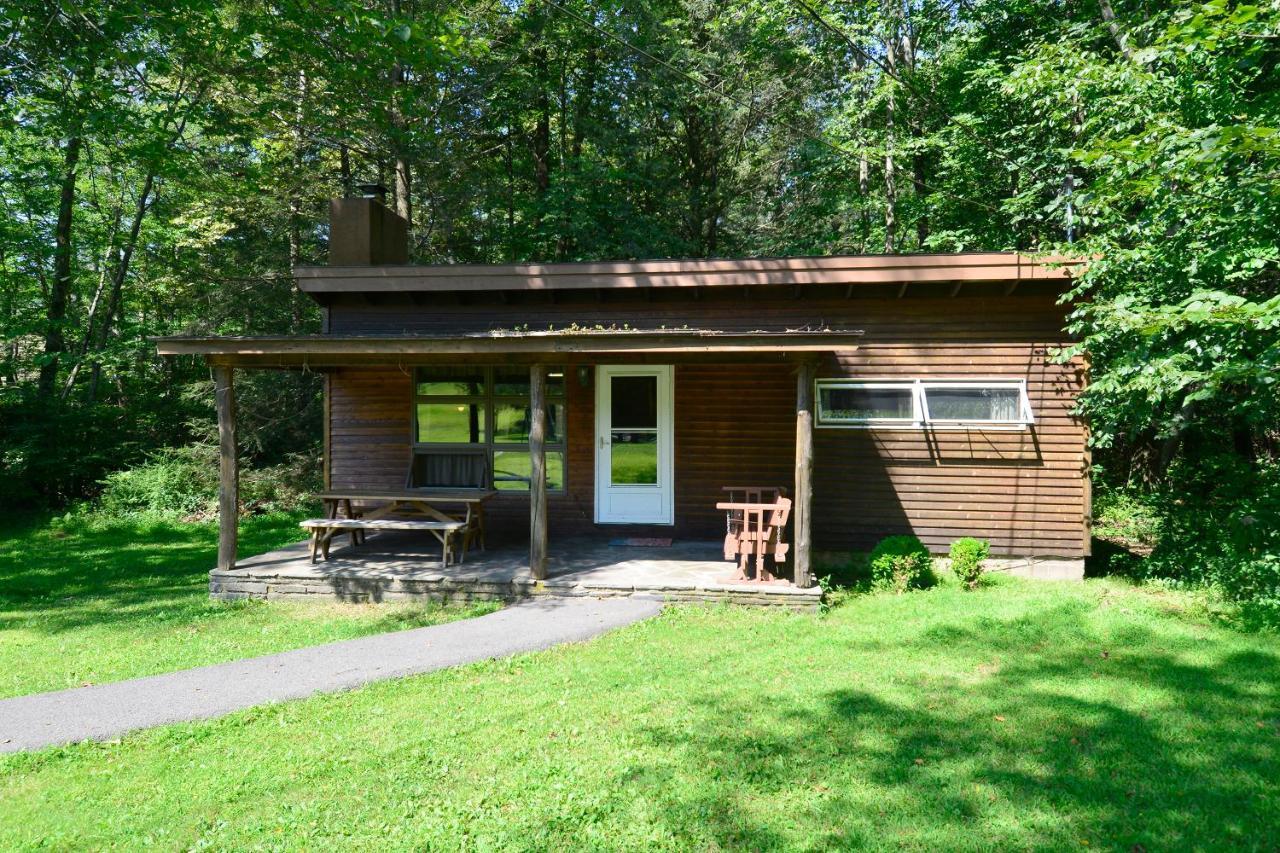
[1140,455,1280,627]
[868,535,935,593]
[98,445,220,518]
[98,443,322,520]
[949,537,990,589]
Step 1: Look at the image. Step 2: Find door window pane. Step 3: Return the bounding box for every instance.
[416,402,486,443]
[610,431,658,484]
[610,376,657,429]
[493,450,564,491]
[819,386,915,422]
[924,387,1022,422]
[415,366,486,396]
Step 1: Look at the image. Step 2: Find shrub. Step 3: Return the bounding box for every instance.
[1099,455,1280,628]
[949,537,990,589]
[98,443,322,520]
[868,535,935,593]
[98,444,220,518]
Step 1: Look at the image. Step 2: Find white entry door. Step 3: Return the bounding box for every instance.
[595,365,674,525]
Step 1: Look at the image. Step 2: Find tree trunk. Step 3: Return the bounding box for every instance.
[1098,0,1133,59]
[901,30,928,247]
[38,135,83,399]
[87,171,154,402]
[883,35,897,254]
[339,144,352,196]
[390,0,412,227]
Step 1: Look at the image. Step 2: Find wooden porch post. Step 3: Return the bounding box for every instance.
[793,360,816,588]
[214,364,238,571]
[529,363,548,580]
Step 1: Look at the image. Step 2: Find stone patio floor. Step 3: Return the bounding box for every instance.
[213,531,821,610]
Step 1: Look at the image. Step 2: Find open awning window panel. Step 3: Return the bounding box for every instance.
[816,379,1034,430]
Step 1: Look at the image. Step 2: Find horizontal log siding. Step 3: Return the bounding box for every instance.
[329,368,412,491]
[326,291,1066,340]
[325,291,1087,557]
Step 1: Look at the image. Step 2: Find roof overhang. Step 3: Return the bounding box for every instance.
[294,252,1080,295]
[154,330,865,368]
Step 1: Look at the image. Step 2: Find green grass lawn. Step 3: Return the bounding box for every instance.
[0,513,494,699]
[2,572,1276,850]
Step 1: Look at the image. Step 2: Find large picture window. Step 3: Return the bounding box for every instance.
[816,379,1033,430]
[412,366,566,491]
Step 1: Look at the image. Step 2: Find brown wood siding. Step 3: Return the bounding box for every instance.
[325,292,1087,558]
[328,367,413,491]
[326,290,1066,339]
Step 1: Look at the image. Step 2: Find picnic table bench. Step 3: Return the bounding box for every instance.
[300,518,468,565]
[301,488,496,566]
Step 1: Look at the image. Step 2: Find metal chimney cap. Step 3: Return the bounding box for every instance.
[356,183,388,203]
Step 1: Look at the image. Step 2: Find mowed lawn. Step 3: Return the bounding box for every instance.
[3,568,1277,849]
[0,513,494,698]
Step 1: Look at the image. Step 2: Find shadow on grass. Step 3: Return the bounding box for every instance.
[0,513,307,635]
[617,603,1280,849]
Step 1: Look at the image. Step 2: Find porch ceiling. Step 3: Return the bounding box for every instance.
[154,329,864,367]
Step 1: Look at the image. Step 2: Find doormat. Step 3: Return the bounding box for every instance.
[608,537,673,547]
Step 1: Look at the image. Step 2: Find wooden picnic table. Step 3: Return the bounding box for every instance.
[314,488,496,556]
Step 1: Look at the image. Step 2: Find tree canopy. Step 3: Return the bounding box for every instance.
[1,0,1277,510]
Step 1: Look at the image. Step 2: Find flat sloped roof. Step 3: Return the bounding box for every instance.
[293,252,1079,294]
[154,329,865,367]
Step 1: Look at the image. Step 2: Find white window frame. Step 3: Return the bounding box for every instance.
[816,381,921,428]
[919,380,1034,429]
[815,378,1034,431]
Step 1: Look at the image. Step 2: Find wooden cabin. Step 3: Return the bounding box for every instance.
[157,195,1089,598]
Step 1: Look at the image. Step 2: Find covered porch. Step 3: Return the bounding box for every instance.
[212,530,822,610]
[156,329,864,604]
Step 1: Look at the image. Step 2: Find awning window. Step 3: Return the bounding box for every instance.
[816,379,1033,430]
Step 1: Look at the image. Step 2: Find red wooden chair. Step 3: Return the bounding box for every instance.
[721,486,787,560]
[718,490,792,582]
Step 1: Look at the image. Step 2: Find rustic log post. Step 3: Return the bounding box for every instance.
[793,360,816,587]
[214,364,238,571]
[529,363,548,579]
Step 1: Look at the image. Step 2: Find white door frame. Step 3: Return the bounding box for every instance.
[594,365,675,525]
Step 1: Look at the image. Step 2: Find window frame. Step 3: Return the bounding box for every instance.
[815,381,921,428]
[815,378,1034,431]
[919,380,1034,428]
[412,366,567,492]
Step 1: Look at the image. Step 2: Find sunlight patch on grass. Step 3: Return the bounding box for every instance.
[0,513,496,698]
[1,576,1275,849]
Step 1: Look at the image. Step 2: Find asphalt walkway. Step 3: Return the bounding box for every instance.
[0,596,662,753]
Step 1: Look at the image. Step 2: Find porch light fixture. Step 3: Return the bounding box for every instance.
[577,365,592,387]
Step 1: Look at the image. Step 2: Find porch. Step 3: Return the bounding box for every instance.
[154,330,863,603]
[212,531,823,610]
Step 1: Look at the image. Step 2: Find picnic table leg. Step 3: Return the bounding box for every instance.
[309,529,320,564]
[343,499,363,546]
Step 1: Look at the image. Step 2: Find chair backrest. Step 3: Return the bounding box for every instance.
[723,485,787,506]
[767,497,792,534]
[408,449,490,489]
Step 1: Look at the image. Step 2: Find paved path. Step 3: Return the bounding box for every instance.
[0,596,662,754]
